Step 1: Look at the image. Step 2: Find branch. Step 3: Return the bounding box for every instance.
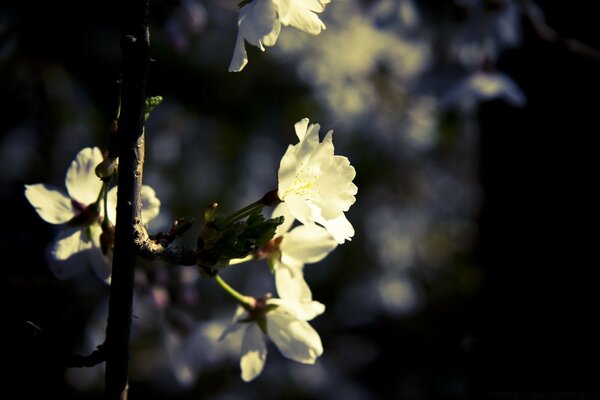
[135,223,199,266]
[104,0,150,398]
[62,345,107,368]
[520,0,600,61]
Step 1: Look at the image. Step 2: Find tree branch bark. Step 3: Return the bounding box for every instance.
[104,0,150,398]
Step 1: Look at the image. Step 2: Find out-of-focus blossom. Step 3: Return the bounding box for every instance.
[25,147,106,280]
[277,118,357,244]
[449,0,521,67]
[441,70,526,112]
[264,203,337,319]
[25,147,161,283]
[275,1,430,127]
[229,0,331,72]
[221,295,324,382]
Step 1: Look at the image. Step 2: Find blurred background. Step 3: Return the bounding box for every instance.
[1,0,599,398]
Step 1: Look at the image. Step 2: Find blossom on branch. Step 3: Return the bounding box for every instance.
[221,295,324,382]
[229,0,331,72]
[277,118,357,244]
[25,147,106,280]
[264,203,337,319]
[24,147,161,283]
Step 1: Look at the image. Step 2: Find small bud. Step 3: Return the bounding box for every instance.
[204,202,219,223]
[144,96,163,121]
[95,157,118,179]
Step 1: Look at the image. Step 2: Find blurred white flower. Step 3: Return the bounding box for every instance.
[221,295,324,382]
[277,118,357,244]
[229,0,331,72]
[24,147,161,283]
[25,147,106,280]
[266,203,337,319]
[441,71,526,111]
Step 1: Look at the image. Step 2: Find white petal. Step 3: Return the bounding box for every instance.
[239,0,280,48]
[281,224,337,265]
[88,225,111,283]
[229,33,249,72]
[293,118,310,141]
[265,308,323,363]
[275,264,311,303]
[272,203,295,236]
[277,0,327,35]
[283,193,318,226]
[24,184,76,224]
[220,306,251,341]
[65,147,104,205]
[107,187,117,225]
[318,213,355,244]
[230,0,281,71]
[240,324,267,382]
[141,185,161,224]
[48,228,94,279]
[51,228,93,260]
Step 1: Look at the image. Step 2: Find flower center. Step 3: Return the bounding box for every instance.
[286,171,319,201]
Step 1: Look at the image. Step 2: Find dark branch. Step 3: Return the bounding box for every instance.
[520,0,600,61]
[63,345,107,368]
[135,223,199,266]
[104,0,150,398]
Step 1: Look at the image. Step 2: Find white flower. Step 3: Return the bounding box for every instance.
[266,203,336,319]
[277,118,357,244]
[24,147,161,282]
[25,147,106,280]
[229,0,331,72]
[221,296,324,382]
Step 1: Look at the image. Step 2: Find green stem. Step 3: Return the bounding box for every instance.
[227,254,255,266]
[214,274,253,309]
[218,200,264,228]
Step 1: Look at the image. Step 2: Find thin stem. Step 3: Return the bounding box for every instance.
[227,254,255,266]
[214,274,254,309]
[218,200,264,228]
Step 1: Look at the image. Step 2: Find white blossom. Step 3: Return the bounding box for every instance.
[267,203,336,319]
[229,0,331,72]
[221,296,324,382]
[277,118,357,244]
[24,147,161,282]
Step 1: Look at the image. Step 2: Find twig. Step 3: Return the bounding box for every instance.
[520,0,600,61]
[104,0,150,398]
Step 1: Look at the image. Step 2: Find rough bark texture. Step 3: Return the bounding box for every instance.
[104,0,150,398]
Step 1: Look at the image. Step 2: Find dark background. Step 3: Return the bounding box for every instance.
[1,1,599,398]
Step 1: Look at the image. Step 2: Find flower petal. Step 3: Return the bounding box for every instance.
[317,213,355,244]
[281,224,337,265]
[272,203,295,236]
[106,186,161,225]
[240,324,267,382]
[277,0,327,35]
[141,185,161,224]
[220,305,251,341]
[275,266,325,320]
[106,187,117,225]
[48,228,94,279]
[65,147,104,205]
[88,225,111,283]
[229,32,249,72]
[265,308,323,363]
[24,184,76,224]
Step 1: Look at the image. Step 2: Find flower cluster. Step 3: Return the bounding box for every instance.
[25,118,356,383]
[220,117,356,381]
